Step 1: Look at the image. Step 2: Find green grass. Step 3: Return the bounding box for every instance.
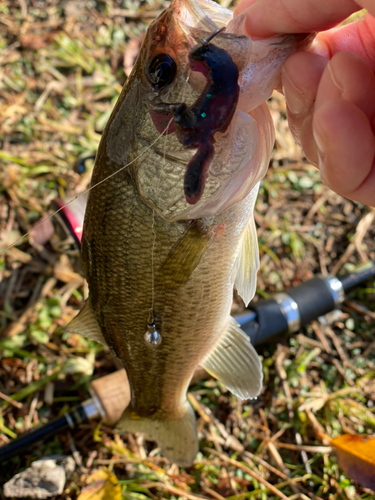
[0,1,374,499]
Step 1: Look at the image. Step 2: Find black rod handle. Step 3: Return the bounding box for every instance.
[0,403,92,462]
[242,276,341,345]
[0,415,70,462]
[339,261,375,291]
[240,262,375,346]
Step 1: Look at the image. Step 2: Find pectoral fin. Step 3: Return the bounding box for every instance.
[201,317,262,399]
[64,298,106,345]
[156,221,212,290]
[232,211,259,307]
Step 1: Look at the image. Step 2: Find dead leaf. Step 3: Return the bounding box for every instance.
[328,434,375,491]
[4,247,32,264]
[78,469,121,500]
[54,258,85,285]
[124,37,143,76]
[30,217,54,246]
[19,33,55,50]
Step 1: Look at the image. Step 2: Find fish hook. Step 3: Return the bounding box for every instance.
[200,26,226,45]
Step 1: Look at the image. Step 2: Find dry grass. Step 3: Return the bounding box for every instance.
[1,1,375,499]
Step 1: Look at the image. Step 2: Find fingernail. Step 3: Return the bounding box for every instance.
[327,60,344,94]
[282,66,307,116]
[312,120,327,165]
[234,0,258,17]
[310,39,330,59]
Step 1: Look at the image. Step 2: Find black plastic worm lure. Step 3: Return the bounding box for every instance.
[174,31,240,205]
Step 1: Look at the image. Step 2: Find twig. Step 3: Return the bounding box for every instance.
[310,322,332,353]
[241,451,325,500]
[304,190,329,224]
[331,209,375,275]
[325,326,362,375]
[205,448,290,500]
[251,432,332,453]
[201,486,227,500]
[268,442,331,453]
[187,393,211,424]
[142,481,210,500]
[343,299,375,320]
[0,391,22,408]
[4,274,44,337]
[275,346,313,479]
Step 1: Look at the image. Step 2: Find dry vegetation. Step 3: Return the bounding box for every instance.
[0,1,375,499]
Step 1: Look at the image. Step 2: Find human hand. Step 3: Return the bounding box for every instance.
[235,0,375,207]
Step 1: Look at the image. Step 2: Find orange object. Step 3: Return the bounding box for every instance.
[326,433,375,491]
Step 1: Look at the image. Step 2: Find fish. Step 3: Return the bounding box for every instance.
[66,0,313,466]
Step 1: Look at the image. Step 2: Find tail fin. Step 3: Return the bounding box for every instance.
[115,402,198,467]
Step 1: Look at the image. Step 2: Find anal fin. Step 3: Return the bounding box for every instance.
[64,298,106,345]
[116,402,198,467]
[201,317,262,400]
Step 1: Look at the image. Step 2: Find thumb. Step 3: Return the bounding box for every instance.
[234,0,359,37]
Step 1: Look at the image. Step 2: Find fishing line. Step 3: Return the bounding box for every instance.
[147,116,174,341]
[149,71,191,323]
[0,122,175,258]
[150,115,175,315]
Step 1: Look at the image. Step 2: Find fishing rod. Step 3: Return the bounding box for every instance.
[1,174,374,462]
[48,179,375,345]
[0,260,374,462]
[237,261,375,344]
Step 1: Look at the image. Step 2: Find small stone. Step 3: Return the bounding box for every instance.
[3,455,75,499]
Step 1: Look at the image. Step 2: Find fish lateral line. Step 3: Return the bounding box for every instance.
[0,121,174,257]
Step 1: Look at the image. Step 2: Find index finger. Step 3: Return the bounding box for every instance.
[315,14,375,70]
[234,0,360,37]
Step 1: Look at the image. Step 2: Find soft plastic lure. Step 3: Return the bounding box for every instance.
[174,35,240,204]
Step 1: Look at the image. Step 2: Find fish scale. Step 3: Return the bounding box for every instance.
[66,0,313,466]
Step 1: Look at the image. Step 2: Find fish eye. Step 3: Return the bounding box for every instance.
[147,54,177,90]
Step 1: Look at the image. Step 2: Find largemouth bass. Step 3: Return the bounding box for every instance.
[66,0,312,466]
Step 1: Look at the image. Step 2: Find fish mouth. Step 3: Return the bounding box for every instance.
[148,102,181,136]
[146,0,243,206]
[148,38,240,205]
[137,0,255,216]
[134,0,315,220]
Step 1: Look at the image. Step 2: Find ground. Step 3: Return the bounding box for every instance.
[0,1,375,499]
